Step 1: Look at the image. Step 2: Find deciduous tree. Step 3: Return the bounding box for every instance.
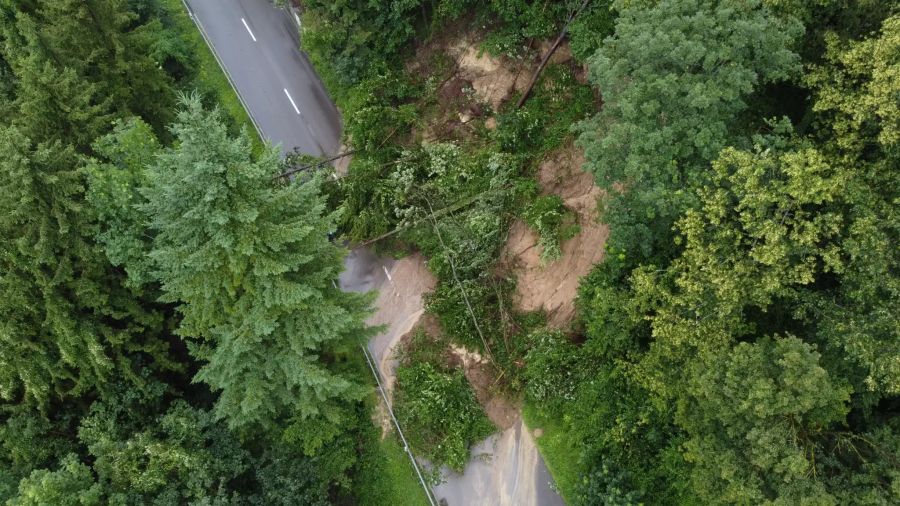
[576,0,803,260]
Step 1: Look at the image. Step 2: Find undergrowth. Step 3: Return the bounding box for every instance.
[392,329,494,478]
[299,0,613,489]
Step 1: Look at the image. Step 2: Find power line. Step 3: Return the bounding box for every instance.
[424,197,495,363]
[360,344,438,506]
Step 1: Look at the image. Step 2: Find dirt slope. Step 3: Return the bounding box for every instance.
[503,144,607,327]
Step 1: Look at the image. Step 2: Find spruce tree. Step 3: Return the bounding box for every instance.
[1,0,174,139]
[142,96,372,430]
[0,127,171,408]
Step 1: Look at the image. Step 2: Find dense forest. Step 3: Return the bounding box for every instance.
[0,1,390,504]
[1,0,897,505]
[299,0,899,504]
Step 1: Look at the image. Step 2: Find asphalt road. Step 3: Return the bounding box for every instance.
[185,0,341,156]
[187,2,563,504]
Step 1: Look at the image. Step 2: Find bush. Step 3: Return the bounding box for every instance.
[567,1,617,62]
[393,363,495,474]
[495,64,595,155]
[523,329,581,414]
[576,461,644,506]
[426,279,503,353]
[523,194,578,263]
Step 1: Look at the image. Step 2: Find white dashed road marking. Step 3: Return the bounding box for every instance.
[283,88,301,115]
[241,18,256,42]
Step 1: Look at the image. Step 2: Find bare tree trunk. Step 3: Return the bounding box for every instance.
[516,0,591,109]
[274,150,357,179]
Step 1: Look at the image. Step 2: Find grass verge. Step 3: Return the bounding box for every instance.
[522,401,583,505]
[355,433,431,506]
[159,0,264,152]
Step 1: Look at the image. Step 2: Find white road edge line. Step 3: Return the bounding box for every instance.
[283,88,300,115]
[240,18,256,42]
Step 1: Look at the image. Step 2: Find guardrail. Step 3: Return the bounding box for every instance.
[361,344,438,506]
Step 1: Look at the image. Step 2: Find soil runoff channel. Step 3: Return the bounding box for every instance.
[182,0,563,502]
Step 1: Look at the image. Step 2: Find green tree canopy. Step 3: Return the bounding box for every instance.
[0,0,174,141]
[7,454,102,506]
[141,96,372,430]
[0,127,170,408]
[576,0,803,260]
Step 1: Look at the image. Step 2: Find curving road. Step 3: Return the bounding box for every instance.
[185,1,564,504]
[184,0,341,156]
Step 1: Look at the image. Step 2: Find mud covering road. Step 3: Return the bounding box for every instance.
[185,1,564,501]
[342,250,565,506]
[434,421,564,506]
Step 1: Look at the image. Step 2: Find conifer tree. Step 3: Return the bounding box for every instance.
[142,96,372,430]
[0,127,171,408]
[0,0,174,140]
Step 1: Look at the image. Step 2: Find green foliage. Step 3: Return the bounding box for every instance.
[353,434,431,506]
[523,329,580,410]
[496,64,594,155]
[522,195,578,263]
[541,10,900,501]
[566,1,616,62]
[562,137,900,503]
[8,455,102,506]
[341,70,421,156]
[86,118,161,288]
[300,0,425,94]
[0,125,171,408]
[394,362,495,473]
[0,2,388,504]
[478,0,610,58]
[576,463,643,506]
[141,96,373,430]
[252,445,330,506]
[806,14,899,155]
[77,395,250,504]
[680,337,851,503]
[576,0,803,260]
[1,0,176,141]
[0,0,184,410]
[425,280,503,353]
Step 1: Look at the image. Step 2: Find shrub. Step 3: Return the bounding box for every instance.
[523,329,581,414]
[495,64,595,155]
[426,279,503,353]
[393,363,495,474]
[522,195,578,263]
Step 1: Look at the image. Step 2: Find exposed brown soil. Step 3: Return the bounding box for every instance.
[502,143,608,327]
[333,142,352,176]
[395,314,520,431]
[447,345,520,430]
[450,39,532,112]
[536,38,575,66]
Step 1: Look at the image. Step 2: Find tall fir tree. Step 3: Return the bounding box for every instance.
[0,0,177,409]
[142,96,373,430]
[0,126,171,408]
[0,0,174,141]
